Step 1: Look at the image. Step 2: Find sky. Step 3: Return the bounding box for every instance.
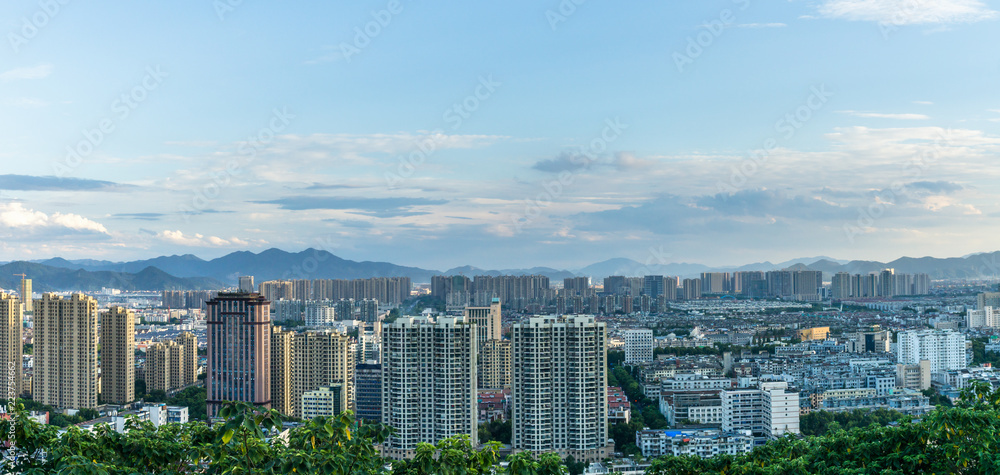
[1,0,999,271]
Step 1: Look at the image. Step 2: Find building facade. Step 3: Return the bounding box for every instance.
[0,293,23,400]
[896,330,967,373]
[511,315,611,462]
[381,316,477,459]
[624,329,653,364]
[35,293,99,409]
[100,306,135,404]
[206,292,271,417]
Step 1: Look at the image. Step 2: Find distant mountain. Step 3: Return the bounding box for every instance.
[0,262,223,292]
[18,249,1000,287]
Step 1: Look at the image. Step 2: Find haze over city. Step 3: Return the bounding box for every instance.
[2,1,999,269]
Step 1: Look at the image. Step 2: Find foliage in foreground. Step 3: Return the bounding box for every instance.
[5,382,1000,473]
[645,381,1000,474]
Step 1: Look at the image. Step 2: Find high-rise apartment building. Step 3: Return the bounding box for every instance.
[831,272,852,299]
[624,329,653,364]
[100,306,135,404]
[564,277,591,297]
[176,332,198,385]
[464,299,507,389]
[682,279,702,300]
[302,385,345,419]
[721,380,799,445]
[603,276,627,295]
[19,278,32,314]
[206,292,271,417]
[355,363,382,423]
[978,292,1000,311]
[0,293,23,400]
[147,340,183,392]
[270,326,294,416]
[700,273,730,295]
[643,276,665,299]
[511,315,611,462]
[291,330,354,419]
[480,339,511,389]
[381,316,477,459]
[896,330,967,373]
[238,276,255,293]
[35,293,99,409]
[147,332,198,393]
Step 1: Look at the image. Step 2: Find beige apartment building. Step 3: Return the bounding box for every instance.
[0,293,23,400]
[100,306,135,404]
[35,293,99,409]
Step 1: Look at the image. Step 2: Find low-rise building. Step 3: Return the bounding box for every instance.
[608,387,631,425]
[635,429,754,458]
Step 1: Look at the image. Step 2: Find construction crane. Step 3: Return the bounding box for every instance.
[12,273,26,280]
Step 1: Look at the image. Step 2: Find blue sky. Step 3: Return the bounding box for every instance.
[2,0,999,270]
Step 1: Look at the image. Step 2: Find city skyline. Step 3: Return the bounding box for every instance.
[1,1,999,269]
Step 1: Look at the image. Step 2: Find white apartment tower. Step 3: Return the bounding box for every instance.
[896,330,967,373]
[511,315,612,462]
[381,316,477,459]
[721,380,800,445]
[624,329,654,364]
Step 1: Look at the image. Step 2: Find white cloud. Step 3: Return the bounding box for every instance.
[0,203,108,235]
[156,230,258,247]
[0,64,53,81]
[737,23,788,28]
[838,110,930,120]
[818,0,998,24]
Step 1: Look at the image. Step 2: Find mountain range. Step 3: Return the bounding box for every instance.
[1,249,998,292]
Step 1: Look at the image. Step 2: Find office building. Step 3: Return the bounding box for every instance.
[381,315,477,459]
[100,306,135,404]
[238,276,255,293]
[511,315,612,462]
[355,363,382,423]
[644,276,665,299]
[0,293,23,399]
[896,330,967,373]
[206,292,271,417]
[35,293,99,409]
[624,329,654,364]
